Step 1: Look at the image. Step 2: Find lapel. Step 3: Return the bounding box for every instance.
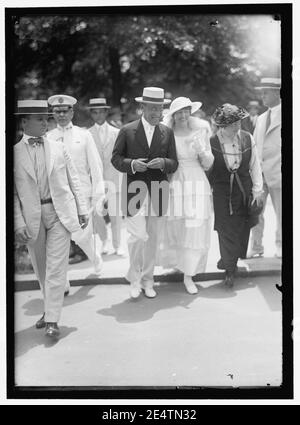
[135,119,150,153]
[266,105,281,135]
[16,138,37,183]
[149,124,164,154]
[43,137,56,176]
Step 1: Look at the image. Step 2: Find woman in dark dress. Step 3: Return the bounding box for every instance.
[209,104,263,287]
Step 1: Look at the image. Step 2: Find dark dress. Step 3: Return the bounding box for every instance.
[209,131,258,273]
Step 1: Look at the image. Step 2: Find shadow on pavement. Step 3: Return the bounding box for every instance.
[97,280,237,323]
[21,286,95,317]
[15,325,77,357]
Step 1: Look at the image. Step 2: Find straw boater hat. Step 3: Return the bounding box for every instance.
[14,100,51,115]
[212,103,249,127]
[167,97,202,117]
[47,94,77,107]
[255,77,281,90]
[135,87,171,105]
[88,98,111,109]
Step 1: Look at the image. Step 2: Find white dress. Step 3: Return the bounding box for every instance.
[157,127,214,275]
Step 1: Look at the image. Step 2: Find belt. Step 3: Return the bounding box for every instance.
[41,198,53,205]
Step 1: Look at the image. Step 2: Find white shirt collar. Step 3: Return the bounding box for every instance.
[57,122,73,132]
[95,121,107,131]
[23,133,44,145]
[142,115,155,132]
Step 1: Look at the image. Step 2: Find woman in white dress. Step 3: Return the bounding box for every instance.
[158,97,214,294]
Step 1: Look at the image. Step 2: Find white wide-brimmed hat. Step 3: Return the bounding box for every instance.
[255,77,281,90]
[135,87,171,105]
[14,100,51,115]
[88,98,111,109]
[48,94,77,107]
[167,97,202,117]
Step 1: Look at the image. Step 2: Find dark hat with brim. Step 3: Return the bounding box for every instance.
[14,100,51,115]
[212,103,249,127]
[255,77,281,90]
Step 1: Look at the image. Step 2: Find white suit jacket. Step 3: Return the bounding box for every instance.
[89,122,122,192]
[253,104,281,188]
[14,136,88,242]
[47,123,105,201]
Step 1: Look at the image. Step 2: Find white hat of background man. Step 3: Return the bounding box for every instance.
[135,87,171,105]
[47,94,77,107]
[167,97,202,117]
[88,98,111,109]
[14,100,51,115]
[255,77,281,90]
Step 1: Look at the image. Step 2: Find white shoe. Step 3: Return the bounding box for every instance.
[275,247,282,258]
[183,277,198,295]
[130,283,141,299]
[101,240,110,255]
[115,247,125,256]
[94,257,103,276]
[143,287,157,298]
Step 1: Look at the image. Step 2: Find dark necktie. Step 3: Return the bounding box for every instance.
[28,137,44,146]
[265,109,271,134]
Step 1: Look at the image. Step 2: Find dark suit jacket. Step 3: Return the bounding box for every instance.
[111,119,178,216]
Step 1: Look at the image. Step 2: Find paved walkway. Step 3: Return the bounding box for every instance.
[14,274,282,387]
[15,199,281,289]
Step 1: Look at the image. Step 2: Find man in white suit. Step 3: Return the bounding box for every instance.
[248,77,282,258]
[88,98,124,255]
[47,95,105,288]
[14,100,88,338]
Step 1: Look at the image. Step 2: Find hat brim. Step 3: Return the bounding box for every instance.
[255,86,281,90]
[165,101,203,119]
[87,106,111,109]
[135,97,171,105]
[14,112,52,115]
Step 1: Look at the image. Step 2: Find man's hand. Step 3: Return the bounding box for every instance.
[147,158,165,170]
[15,227,32,244]
[132,159,148,172]
[78,214,89,229]
[251,192,264,207]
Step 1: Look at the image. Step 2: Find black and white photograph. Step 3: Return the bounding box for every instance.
[1,0,298,405]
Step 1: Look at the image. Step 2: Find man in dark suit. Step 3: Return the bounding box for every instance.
[111,87,178,299]
[241,100,260,135]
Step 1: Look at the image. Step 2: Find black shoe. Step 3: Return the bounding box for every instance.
[45,322,60,338]
[35,313,46,329]
[64,290,70,297]
[222,272,234,288]
[275,283,282,293]
[68,254,87,264]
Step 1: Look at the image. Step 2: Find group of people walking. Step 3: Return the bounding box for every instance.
[14,76,282,338]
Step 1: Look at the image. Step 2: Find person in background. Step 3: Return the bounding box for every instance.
[111,87,178,299]
[209,104,263,288]
[107,106,123,129]
[47,94,105,294]
[88,98,124,256]
[248,77,282,258]
[159,97,214,294]
[14,100,88,338]
[241,100,260,135]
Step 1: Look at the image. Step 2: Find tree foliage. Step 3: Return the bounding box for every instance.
[11,13,281,118]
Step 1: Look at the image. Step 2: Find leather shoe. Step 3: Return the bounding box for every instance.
[69,254,87,264]
[222,273,234,288]
[247,249,264,259]
[183,277,198,295]
[35,313,46,329]
[45,322,60,338]
[130,287,141,299]
[143,287,157,298]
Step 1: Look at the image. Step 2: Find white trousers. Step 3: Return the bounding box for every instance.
[250,180,282,251]
[27,203,70,323]
[126,204,163,289]
[107,191,122,250]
